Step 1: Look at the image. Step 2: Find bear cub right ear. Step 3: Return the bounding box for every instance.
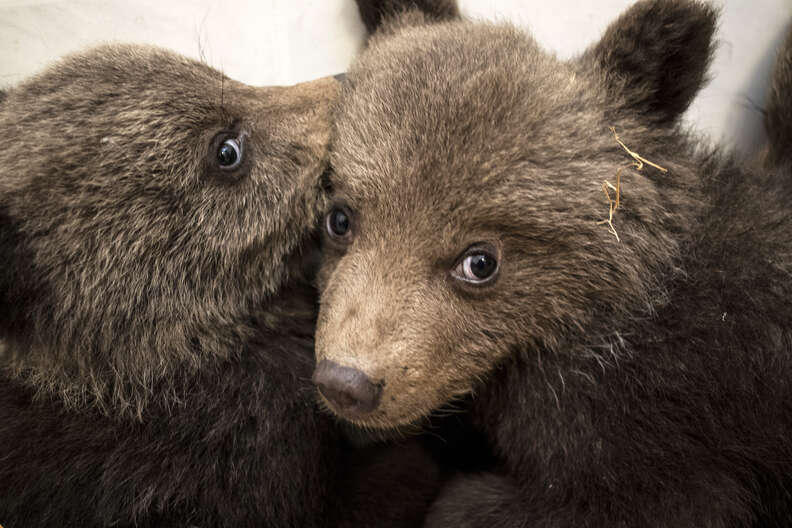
[765,25,792,166]
[355,0,460,35]
[583,0,718,125]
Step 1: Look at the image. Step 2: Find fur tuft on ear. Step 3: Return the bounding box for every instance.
[583,0,718,124]
[765,25,792,166]
[355,0,459,35]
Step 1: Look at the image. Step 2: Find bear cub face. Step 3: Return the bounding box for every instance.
[0,44,338,416]
[314,1,721,427]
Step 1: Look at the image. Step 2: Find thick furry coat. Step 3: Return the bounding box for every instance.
[0,45,439,527]
[314,1,792,526]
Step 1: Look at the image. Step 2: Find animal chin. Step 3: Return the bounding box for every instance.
[320,395,380,424]
[337,405,417,430]
[329,393,433,430]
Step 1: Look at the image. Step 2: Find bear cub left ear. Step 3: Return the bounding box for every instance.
[583,0,718,124]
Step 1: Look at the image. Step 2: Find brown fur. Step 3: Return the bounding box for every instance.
[316,1,792,526]
[0,44,441,527]
[0,45,334,416]
[766,24,792,166]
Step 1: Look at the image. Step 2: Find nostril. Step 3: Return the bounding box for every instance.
[312,359,382,416]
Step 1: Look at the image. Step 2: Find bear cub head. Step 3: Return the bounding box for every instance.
[0,44,338,416]
[314,0,721,427]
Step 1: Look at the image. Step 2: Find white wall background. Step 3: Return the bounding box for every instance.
[1,0,790,153]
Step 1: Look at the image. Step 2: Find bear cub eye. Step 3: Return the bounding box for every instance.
[326,207,352,242]
[217,137,243,170]
[452,244,500,285]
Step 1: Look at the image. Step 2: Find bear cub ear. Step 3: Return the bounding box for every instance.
[765,26,792,166]
[355,0,460,35]
[584,0,718,124]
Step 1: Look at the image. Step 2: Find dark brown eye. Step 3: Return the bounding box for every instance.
[464,253,497,279]
[217,137,242,169]
[452,245,500,285]
[326,207,352,241]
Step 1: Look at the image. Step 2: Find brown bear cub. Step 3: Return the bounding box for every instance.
[313,0,792,526]
[0,45,439,527]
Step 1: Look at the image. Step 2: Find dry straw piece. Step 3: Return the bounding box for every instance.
[599,127,668,241]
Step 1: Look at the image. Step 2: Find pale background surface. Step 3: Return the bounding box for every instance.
[0,0,790,152]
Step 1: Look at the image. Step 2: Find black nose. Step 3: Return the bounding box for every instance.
[333,72,347,82]
[313,360,382,416]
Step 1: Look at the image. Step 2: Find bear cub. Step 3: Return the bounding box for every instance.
[313,0,792,526]
[0,43,338,527]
